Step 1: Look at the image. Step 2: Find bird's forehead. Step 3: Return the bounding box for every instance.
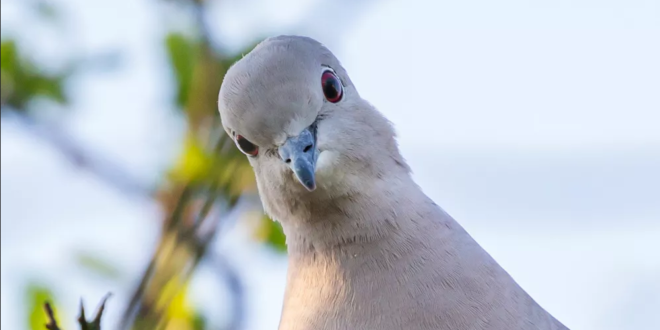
[218,43,327,145]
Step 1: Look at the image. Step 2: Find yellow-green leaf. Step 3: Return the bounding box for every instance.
[165,33,199,108]
[75,251,123,281]
[169,134,213,183]
[253,214,287,253]
[162,281,196,330]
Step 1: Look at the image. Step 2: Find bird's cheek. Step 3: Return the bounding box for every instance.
[315,150,343,188]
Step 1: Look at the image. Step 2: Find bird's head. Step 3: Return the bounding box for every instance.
[218,36,409,220]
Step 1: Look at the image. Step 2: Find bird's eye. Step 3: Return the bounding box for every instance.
[321,70,343,103]
[235,134,259,157]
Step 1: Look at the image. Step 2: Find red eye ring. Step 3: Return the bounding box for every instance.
[235,134,259,157]
[321,70,343,103]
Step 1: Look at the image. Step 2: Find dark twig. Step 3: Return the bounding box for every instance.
[78,293,111,330]
[44,302,62,330]
[43,294,111,330]
[93,293,112,328]
[78,300,87,330]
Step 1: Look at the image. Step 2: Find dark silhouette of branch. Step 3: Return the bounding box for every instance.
[43,294,111,330]
[44,302,62,330]
[78,293,112,330]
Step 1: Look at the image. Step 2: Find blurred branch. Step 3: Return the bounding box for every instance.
[6,0,296,328]
[114,0,262,325]
[118,132,248,330]
[1,110,153,199]
[209,253,245,330]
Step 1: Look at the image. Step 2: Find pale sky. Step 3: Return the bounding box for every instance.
[2,0,659,329]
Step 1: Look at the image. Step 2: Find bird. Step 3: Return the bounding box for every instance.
[217,35,569,330]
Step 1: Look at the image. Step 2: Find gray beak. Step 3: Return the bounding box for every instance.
[279,126,318,191]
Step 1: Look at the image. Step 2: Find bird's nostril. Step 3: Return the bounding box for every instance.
[303,144,312,153]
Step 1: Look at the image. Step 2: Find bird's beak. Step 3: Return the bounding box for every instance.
[278,125,318,191]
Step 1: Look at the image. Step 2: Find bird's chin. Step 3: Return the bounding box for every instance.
[283,149,352,196]
[312,150,346,192]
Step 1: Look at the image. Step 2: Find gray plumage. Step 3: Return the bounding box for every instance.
[218,35,569,330]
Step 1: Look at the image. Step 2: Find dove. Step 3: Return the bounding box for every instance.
[218,35,569,330]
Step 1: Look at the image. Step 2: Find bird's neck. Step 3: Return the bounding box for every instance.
[278,175,518,329]
[281,174,456,259]
[276,169,565,330]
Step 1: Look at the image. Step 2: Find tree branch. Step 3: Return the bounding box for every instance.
[1,110,153,199]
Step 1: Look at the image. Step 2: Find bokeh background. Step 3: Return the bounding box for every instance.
[2,0,659,329]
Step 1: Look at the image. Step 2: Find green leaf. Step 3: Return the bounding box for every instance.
[35,1,60,21]
[254,215,287,253]
[1,40,18,104]
[165,33,199,107]
[192,312,207,330]
[266,220,287,253]
[30,74,66,104]
[75,251,123,281]
[169,134,213,184]
[1,39,68,110]
[1,40,18,72]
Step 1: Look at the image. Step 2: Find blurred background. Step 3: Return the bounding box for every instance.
[1,0,659,329]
